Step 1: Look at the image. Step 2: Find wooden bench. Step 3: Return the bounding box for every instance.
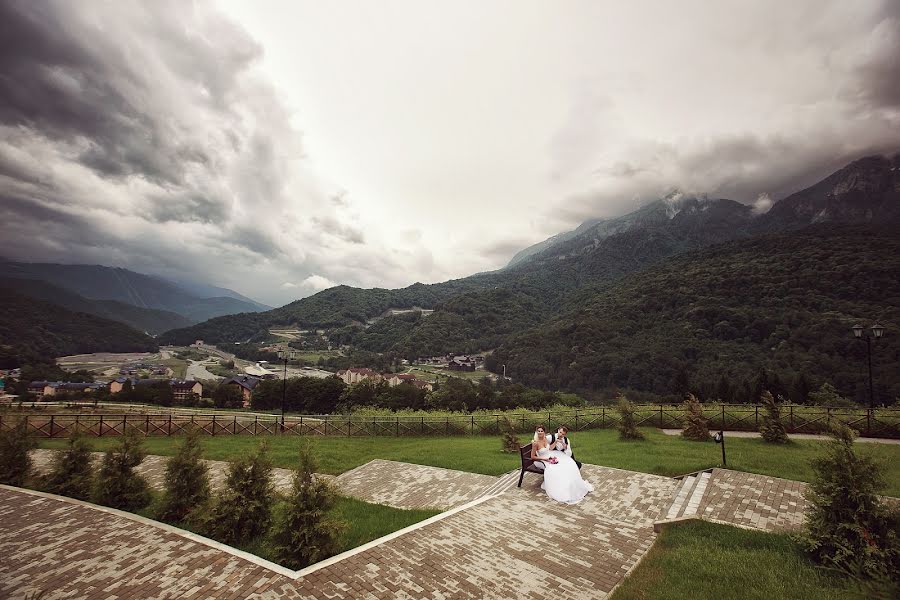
[517,443,544,487]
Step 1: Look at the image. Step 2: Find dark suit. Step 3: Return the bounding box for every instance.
[548,433,582,469]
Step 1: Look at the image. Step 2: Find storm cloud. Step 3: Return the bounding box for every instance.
[1,0,899,306]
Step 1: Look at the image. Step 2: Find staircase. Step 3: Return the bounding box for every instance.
[474,470,521,501]
[662,469,712,520]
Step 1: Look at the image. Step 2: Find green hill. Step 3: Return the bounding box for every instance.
[489,225,900,402]
[0,290,159,366]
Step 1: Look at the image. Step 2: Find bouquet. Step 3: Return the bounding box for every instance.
[547,457,559,465]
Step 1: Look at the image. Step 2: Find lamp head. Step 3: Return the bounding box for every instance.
[872,323,885,339]
[852,324,864,339]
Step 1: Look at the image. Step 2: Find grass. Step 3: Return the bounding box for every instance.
[135,491,438,567]
[160,358,187,379]
[609,520,857,600]
[406,366,492,382]
[37,428,900,495]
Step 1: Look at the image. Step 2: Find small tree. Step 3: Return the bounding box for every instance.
[92,427,151,511]
[809,383,856,408]
[0,419,36,486]
[201,441,273,545]
[41,433,94,499]
[500,418,521,453]
[271,443,347,569]
[681,394,710,441]
[616,394,645,440]
[759,391,789,443]
[156,428,210,523]
[800,421,899,584]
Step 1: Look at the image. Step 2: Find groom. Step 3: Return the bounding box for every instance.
[548,426,582,469]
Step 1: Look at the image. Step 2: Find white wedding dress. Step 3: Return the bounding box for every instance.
[537,446,594,504]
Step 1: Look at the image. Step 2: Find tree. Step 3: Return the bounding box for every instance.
[791,372,811,404]
[715,375,732,403]
[800,422,899,585]
[809,383,857,408]
[758,391,789,444]
[156,428,210,523]
[0,419,36,486]
[41,433,93,499]
[616,394,645,440]
[499,418,521,453]
[92,428,151,511]
[672,366,691,399]
[202,442,274,545]
[212,384,244,409]
[270,443,346,569]
[681,394,710,441]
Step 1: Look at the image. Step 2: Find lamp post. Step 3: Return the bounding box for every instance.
[281,356,288,432]
[852,323,885,408]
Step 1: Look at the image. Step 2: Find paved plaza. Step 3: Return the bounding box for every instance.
[2,454,826,599]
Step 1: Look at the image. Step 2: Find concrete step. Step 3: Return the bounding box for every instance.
[682,470,711,517]
[476,470,520,500]
[664,474,698,520]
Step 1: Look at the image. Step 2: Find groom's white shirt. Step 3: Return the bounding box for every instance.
[549,433,573,458]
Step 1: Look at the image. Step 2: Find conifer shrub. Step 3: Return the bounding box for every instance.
[156,428,210,523]
[681,394,710,441]
[0,419,36,486]
[92,427,151,511]
[759,391,789,443]
[800,421,899,586]
[271,443,347,569]
[616,394,645,440]
[201,441,274,545]
[500,418,521,453]
[41,433,94,499]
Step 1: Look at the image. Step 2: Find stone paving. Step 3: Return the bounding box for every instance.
[1,457,864,599]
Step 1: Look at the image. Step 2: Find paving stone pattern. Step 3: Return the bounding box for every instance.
[1,459,830,599]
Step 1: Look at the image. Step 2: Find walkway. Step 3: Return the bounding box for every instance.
[0,458,852,599]
[660,428,900,444]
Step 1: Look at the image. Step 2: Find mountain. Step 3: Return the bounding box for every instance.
[159,154,899,364]
[167,279,272,311]
[0,278,191,335]
[0,289,158,366]
[754,154,900,232]
[506,217,605,268]
[0,262,269,323]
[489,224,900,401]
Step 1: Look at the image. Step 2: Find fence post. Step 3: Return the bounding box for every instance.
[446,416,449,435]
[659,405,663,428]
[233,416,237,435]
[789,405,794,431]
[212,415,216,436]
[754,405,758,430]
[396,416,399,436]
[867,408,872,436]
[98,415,103,437]
[347,417,351,437]
[254,415,258,436]
[575,410,579,431]
[721,405,725,430]
[168,414,172,436]
[422,415,425,435]
[74,414,80,436]
[471,415,474,435]
[49,415,55,438]
[145,414,150,435]
[324,416,328,436]
[299,416,304,435]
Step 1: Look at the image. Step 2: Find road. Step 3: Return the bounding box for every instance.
[185,360,223,381]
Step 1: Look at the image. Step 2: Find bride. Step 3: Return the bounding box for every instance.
[531,425,594,504]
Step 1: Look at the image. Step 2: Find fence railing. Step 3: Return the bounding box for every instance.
[0,404,897,439]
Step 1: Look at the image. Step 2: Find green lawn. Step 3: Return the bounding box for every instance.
[137,492,438,567]
[160,358,187,379]
[38,428,900,496]
[610,520,857,600]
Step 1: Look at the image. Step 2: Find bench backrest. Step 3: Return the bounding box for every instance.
[520,443,543,473]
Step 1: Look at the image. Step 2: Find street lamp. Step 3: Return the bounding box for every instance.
[281,356,287,432]
[852,323,885,408]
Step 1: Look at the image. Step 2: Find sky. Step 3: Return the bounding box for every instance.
[1,0,898,307]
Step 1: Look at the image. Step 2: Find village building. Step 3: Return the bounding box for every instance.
[447,355,477,371]
[171,380,203,403]
[221,375,261,408]
[338,368,382,385]
[27,381,105,397]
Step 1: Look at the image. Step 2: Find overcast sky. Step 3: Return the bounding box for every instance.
[1,1,898,306]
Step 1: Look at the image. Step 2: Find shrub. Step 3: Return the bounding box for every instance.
[92,427,151,511]
[808,383,857,408]
[271,443,347,569]
[41,433,94,499]
[681,394,710,441]
[616,394,645,440]
[0,419,36,486]
[156,428,210,523]
[800,421,899,584]
[201,441,273,545]
[500,418,521,453]
[759,391,790,444]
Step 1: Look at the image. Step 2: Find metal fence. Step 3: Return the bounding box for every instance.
[1,404,898,439]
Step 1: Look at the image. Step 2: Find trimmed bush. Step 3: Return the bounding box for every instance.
[759,391,789,444]
[681,394,710,441]
[271,443,347,569]
[92,427,151,511]
[41,433,94,500]
[0,419,35,486]
[800,421,899,585]
[156,428,210,523]
[500,418,521,453]
[201,441,274,545]
[616,394,645,440]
